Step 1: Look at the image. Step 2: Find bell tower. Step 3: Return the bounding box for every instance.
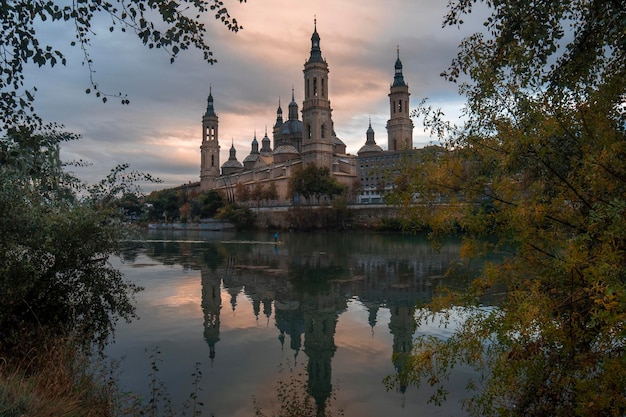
[200,86,220,187]
[386,47,414,151]
[301,18,334,170]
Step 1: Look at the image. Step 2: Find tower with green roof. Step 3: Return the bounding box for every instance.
[386,47,414,151]
[301,18,335,170]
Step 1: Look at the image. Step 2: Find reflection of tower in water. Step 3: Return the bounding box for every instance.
[302,291,346,417]
[275,291,345,417]
[387,300,417,394]
[201,265,221,363]
[275,301,305,359]
[200,255,238,363]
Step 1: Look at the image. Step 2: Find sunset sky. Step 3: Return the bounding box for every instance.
[26,0,485,191]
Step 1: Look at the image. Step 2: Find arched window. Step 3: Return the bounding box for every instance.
[321,124,325,139]
[398,100,402,113]
[306,78,310,98]
[307,124,312,139]
[313,77,318,96]
[321,78,325,97]
[211,154,215,166]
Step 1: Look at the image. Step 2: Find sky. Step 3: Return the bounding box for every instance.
[24,0,486,192]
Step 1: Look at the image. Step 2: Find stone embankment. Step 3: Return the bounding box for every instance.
[148,205,400,231]
[148,218,235,231]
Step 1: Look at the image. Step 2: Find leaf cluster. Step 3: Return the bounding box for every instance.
[0,0,246,129]
[387,1,626,415]
[0,127,153,353]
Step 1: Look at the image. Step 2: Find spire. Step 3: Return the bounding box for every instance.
[275,98,283,127]
[229,139,236,159]
[288,86,299,120]
[205,84,217,116]
[308,17,323,63]
[358,117,383,156]
[366,117,375,144]
[261,127,272,154]
[251,131,259,154]
[393,46,406,87]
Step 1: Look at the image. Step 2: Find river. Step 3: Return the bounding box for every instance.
[107,229,476,416]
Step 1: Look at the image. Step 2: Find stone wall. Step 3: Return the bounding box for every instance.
[253,204,400,230]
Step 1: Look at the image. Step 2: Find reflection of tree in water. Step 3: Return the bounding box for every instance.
[253,360,345,417]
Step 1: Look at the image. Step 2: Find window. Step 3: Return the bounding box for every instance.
[211,155,215,166]
[313,78,318,96]
[307,124,312,139]
[321,124,325,139]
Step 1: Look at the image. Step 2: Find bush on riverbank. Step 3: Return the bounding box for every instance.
[0,128,152,416]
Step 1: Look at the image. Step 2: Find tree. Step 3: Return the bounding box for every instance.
[387,2,626,416]
[251,183,265,207]
[117,192,144,219]
[264,182,279,203]
[196,189,225,218]
[235,181,251,202]
[0,126,153,352]
[144,188,180,221]
[1,0,245,129]
[288,164,345,204]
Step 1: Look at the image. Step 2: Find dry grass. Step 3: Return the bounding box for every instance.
[0,337,115,417]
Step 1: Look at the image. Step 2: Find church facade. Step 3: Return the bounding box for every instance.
[199,22,414,204]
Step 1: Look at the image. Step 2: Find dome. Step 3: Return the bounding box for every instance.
[273,145,300,155]
[222,159,243,169]
[243,153,260,164]
[357,143,383,156]
[273,144,300,164]
[281,119,302,135]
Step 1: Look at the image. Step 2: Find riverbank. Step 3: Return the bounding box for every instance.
[148,204,406,232]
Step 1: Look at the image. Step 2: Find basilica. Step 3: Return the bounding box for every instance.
[199,21,415,204]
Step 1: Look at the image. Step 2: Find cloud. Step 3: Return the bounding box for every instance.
[20,0,482,193]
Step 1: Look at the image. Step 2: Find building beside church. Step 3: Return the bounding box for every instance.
[199,21,415,204]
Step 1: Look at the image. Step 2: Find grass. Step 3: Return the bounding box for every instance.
[0,339,208,417]
[0,337,115,417]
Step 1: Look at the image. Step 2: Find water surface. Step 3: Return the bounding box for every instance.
[108,230,474,416]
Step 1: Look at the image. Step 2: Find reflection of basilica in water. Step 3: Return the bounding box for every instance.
[181,232,463,414]
[123,232,464,414]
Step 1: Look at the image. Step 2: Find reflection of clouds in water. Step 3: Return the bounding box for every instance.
[158,278,202,307]
[109,231,476,417]
[414,306,497,340]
